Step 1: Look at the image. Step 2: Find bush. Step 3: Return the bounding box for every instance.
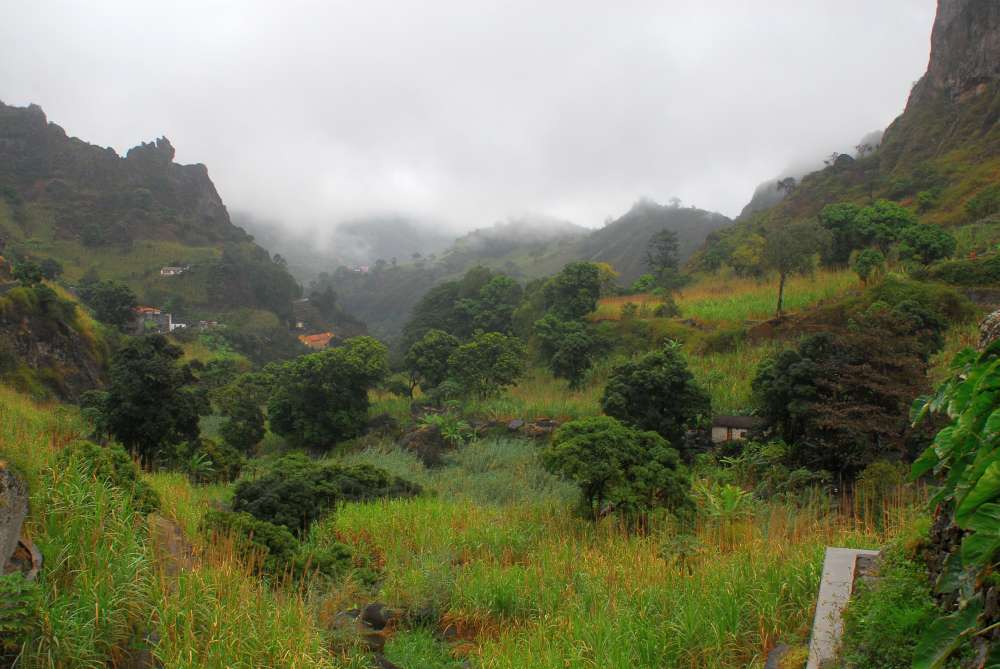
[966,183,1000,221]
[56,440,160,514]
[232,453,421,533]
[601,343,711,445]
[0,573,41,662]
[925,254,1000,286]
[202,510,298,567]
[839,544,938,669]
[542,415,693,522]
[267,336,388,449]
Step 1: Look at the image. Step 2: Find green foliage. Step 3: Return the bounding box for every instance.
[202,509,298,566]
[84,335,208,462]
[232,453,421,533]
[629,273,658,293]
[175,437,244,483]
[691,480,756,523]
[534,315,601,389]
[12,258,43,285]
[645,228,683,289]
[447,331,525,399]
[898,223,957,265]
[79,280,138,332]
[965,184,1000,221]
[763,220,827,317]
[542,415,693,521]
[0,573,41,658]
[925,254,1000,287]
[215,373,267,454]
[753,309,930,475]
[910,341,1000,660]
[853,248,885,284]
[866,275,974,324]
[601,343,711,445]
[465,274,523,334]
[542,261,602,320]
[420,413,473,447]
[856,199,918,253]
[405,329,460,391]
[401,266,511,347]
[267,336,387,449]
[819,202,864,266]
[55,440,161,513]
[840,543,938,669]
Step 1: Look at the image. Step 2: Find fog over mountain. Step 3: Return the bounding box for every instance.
[1,1,935,237]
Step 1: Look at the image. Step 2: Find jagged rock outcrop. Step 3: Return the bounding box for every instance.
[909,0,1000,106]
[0,463,28,568]
[879,0,1000,171]
[0,101,248,246]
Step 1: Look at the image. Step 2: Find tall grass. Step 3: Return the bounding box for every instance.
[330,491,916,669]
[594,270,858,324]
[685,343,781,414]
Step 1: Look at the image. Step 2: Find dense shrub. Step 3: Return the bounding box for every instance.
[601,343,711,445]
[56,440,160,513]
[232,453,421,533]
[446,331,525,399]
[966,183,1000,221]
[865,274,973,323]
[839,544,937,669]
[752,309,929,476]
[267,336,387,449]
[542,415,693,521]
[925,254,1000,286]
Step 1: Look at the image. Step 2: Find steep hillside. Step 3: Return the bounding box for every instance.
[0,282,110,400]
[0,102,301,321]
[574,200,730,283]
[695,0,1000,269]
[325,201,731,343]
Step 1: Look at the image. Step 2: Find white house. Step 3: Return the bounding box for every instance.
[160,266,189,277]
[711,416,763,443]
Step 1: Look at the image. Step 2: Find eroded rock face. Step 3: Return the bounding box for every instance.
[910,0,1000,105]
[0,463,28,567]
[980,308,1000,349]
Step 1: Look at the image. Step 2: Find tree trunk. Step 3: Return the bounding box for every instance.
[776,272,786,319]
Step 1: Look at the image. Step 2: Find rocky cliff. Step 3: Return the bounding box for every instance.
[0,101,248,247]
[910,0,1000,106]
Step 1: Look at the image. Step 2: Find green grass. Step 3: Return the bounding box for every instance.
[686,343,781,414]
[839,537,938,669]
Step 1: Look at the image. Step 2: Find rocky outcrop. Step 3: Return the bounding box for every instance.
[0,101,249,246]
[0,463,27,568]
[909,0,1000,106]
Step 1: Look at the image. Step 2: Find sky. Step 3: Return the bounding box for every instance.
[1,0,936,234]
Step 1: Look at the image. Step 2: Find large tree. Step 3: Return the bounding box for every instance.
[752,308,930,475]
[542,415,693,521]
[763,221,827,318]
[447,331,525,399]
[268,336,388,449]
[80,280,139,332]
[542,261,602,321]
[601,343,710,445]
[645,229,682,289]
[86,335,208,461]
[405,329,459,392]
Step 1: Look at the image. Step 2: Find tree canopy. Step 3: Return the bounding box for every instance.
[542,415,693,521]
[601,343,710,445]
[267,336,388,449]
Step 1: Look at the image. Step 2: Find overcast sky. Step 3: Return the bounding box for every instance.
[1,0,935,233]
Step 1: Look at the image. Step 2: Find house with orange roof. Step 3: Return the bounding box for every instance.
[298,332,334,350]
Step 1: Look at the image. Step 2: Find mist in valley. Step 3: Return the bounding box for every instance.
[1,0,936,262]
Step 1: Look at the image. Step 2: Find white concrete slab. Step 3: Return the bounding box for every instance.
[806,547,880,669]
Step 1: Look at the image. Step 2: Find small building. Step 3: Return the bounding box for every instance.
[133,306,172,334]
[711,415,762,443]
[160,266,189,277]
[298,332,334,350]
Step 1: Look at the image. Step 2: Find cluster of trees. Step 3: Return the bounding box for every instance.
[751,279,958,476]
[82,333,395,475]
[543,343,710,523]
[819,199,955,269]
